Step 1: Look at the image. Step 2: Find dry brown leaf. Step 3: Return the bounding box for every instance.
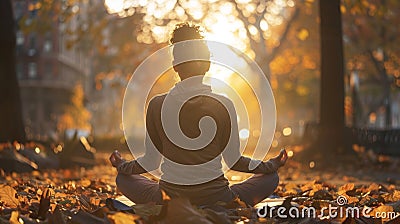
[55,192,67,198]
[164,198,213,224]
[283,182,301,196]
[387,215,400,224]
[371,205,394,222]
[81,179,91,188]
[32,170,41,177]
[300,180,316,192]
[309,184,324,196]
[161,190,171,201]
[0,185,20,208]
[90,197,101,206]
[107,212,142,224]
[9,211,21,224]
[338,183,355,195]
[342,217,358,224]
[367,183,380,193]
[383,190,400,203]
[343,193,359,204]
[330,215,347,223]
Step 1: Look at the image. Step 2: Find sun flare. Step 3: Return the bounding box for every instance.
[104,0,125,14]
[103,0,254,85]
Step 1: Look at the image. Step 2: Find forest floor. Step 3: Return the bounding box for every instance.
[1,149,399,224]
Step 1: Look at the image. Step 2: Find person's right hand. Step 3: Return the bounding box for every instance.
[109,150,125,168]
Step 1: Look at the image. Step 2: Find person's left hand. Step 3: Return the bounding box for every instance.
[271,148,288,167]
[109,150,125,168]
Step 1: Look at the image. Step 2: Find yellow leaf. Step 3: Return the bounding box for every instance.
[309,184,324,196]
[338,183,355,195]
[367,183,380,192]
[285,182,299,191]
[9,211,21,224]
[107,212,141,224]
[0,185,20,208]
[382,190,400,203]
[344,194,359,204]
[161,190,171,201]
[340,183,355,191]
[80,179,91,188]
[300,180,316,192]
[371,205,394,222]
[284,183,301,196]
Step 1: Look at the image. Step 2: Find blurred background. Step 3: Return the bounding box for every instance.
[6,0,400,155]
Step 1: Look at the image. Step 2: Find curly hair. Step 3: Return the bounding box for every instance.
[170,22,204,44]
[170,22,210,78]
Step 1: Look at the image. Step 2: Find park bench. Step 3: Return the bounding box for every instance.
[349,128,400,156]
[303,122,400,156]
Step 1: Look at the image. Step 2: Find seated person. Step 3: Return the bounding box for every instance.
[110,22,288,207]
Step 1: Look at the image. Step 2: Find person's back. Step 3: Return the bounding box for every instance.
[110,22,288,207]
[147,80,236,205]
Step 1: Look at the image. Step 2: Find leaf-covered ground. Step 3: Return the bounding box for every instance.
[0,152,399,224]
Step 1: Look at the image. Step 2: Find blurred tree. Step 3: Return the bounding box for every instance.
[104,0,324,134]
[58,84,91,132]
[342,0,400,128]
[318,0,345,157]
[0,0,26,143]
[269,1,320,124]
[104,0,301,77]
[101,0,318,138]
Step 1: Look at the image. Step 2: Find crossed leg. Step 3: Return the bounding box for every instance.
[116,172,279,207]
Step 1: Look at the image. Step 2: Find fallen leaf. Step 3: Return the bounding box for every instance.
[386,215,400,224]
[48,205,67,224]
[371,205,394,222]
[383,190,400,203]
[309,184,324,196]
[161,190,171,201]
[283,183,301,196]
[81,179,91,188]
[9,211,21,224]
[343,193,359,205]
[35,187,53,220]
[338,183,355,195]
[0,185,19,208]
[107,212,142,224]
[367,183,380,193]
[164,198,213,224]
[90,197,101,207]
[300,180,316,192]
[312,190,333,200]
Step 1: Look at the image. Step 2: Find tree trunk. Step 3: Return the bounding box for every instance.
[0,0,26,143]
[318,0,344,154]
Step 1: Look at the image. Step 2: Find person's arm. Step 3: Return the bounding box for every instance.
[110,151,147,174]
[110,98,163,174]
[116,131,162,174]
[229,150,287,174]
[221,100,287,174]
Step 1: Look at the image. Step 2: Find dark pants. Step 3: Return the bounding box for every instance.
[116,172,279,207]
